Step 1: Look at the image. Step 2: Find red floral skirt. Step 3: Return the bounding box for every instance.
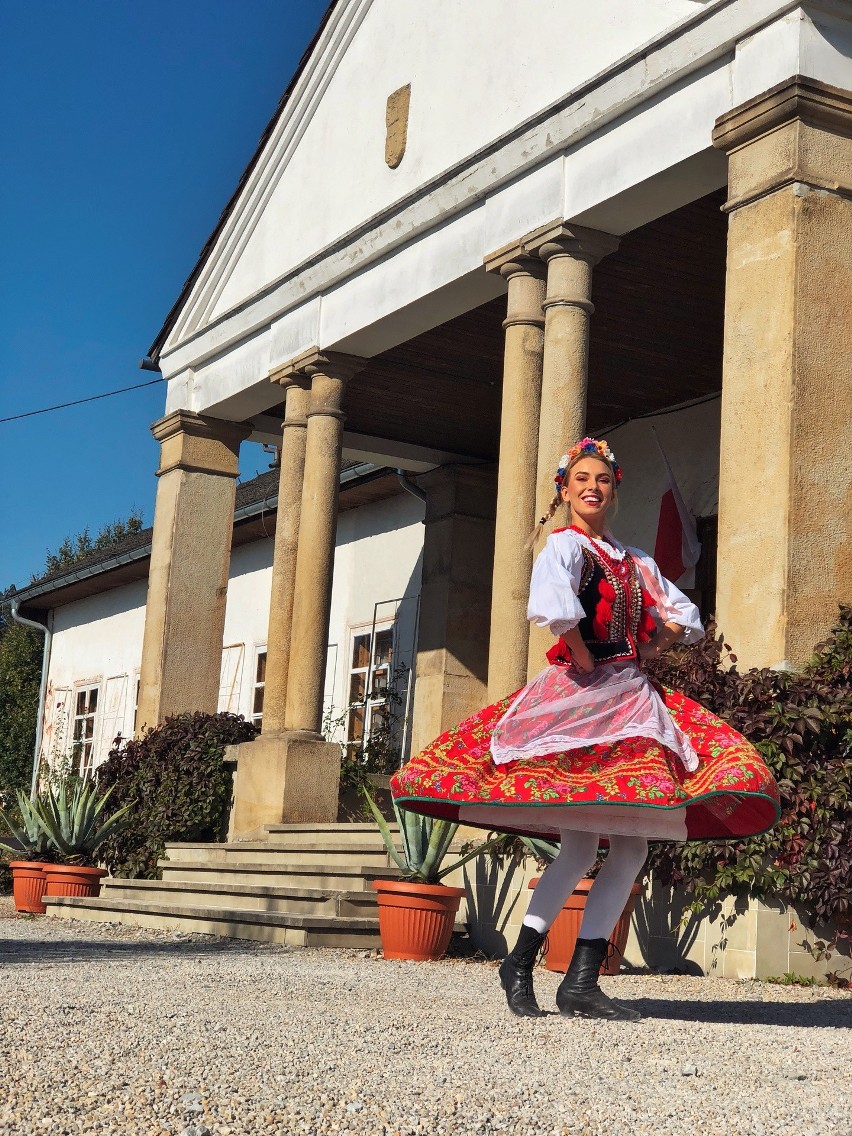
[391,686,780,842]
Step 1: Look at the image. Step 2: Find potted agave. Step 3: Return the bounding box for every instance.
[33,778,133,900]
[0,792,58,914]
[363,789,497,961]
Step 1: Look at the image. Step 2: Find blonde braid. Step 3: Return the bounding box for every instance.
[524,491,562,552]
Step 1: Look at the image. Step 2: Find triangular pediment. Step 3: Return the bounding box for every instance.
[158,0,736,358]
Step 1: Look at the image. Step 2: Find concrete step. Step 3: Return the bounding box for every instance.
[159,860,400,891]
[99,877,380,917]
[43,895,383,948]
[164,842,394,867]
[263,822,399,844]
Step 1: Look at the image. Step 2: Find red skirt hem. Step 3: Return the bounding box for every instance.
[390,686,781,842]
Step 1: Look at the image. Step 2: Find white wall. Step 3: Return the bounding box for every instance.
[605,397,721,559]
[43,580,149,768]
[160,0,852,425]
[38,491,425,767]
[209,0,717,323]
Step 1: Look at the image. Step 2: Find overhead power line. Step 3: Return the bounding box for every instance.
[0,378,162,424]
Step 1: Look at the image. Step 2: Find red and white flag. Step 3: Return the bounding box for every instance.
[652,432,701,585]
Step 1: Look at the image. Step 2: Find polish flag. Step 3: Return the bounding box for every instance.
[652,434,701,585]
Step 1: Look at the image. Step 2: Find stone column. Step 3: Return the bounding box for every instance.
[712,77,852,669]
[136,411,250,730]
[285,349,367,733]
[228,348,365,838]
[259,372,310,734]
[483,246,546,701]
[409,465,497,756]
[524,223,619,677]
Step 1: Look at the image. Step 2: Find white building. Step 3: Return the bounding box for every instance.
[12,1,850,970]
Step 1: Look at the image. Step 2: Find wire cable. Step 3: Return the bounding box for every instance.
[0,378,162,424]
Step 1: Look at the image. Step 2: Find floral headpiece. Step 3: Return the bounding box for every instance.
[554,437,622,490]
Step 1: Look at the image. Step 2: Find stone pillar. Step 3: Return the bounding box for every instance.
[483,246,546,701]
[228,349,365,837]
[409,465,497,756]
[229,348,366,838]
[524,223,619,677]
[136,411,250,730]
[285,349,367,733]
[260,372,310,734]
[712,77,852,669]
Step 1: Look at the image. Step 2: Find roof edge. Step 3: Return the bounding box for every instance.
[147,0,339,366]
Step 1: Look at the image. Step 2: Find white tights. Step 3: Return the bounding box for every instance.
[522,830,648,941]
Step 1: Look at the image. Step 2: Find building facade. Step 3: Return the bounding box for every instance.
[18,0,852,837]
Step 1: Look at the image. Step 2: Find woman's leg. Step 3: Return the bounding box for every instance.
[556,834,648,1022]
[522,829,601,932]
[500,829,599,1017]
[578,834,648,940]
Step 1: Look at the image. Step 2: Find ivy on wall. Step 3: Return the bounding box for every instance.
[646,607,852,930]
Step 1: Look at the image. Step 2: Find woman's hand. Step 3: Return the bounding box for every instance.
[559,627,595,673]
[570,644,596,674]
[640,622,686,662]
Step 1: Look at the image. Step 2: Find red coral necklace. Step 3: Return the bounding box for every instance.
[568,525,632,579]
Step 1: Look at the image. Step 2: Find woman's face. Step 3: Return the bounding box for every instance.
[560,456,615,526]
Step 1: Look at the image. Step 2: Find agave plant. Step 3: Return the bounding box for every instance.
[362,786,498,883]
[32,778,133,865]
[0,791,55,861]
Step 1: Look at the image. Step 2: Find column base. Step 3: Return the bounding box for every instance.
[227,732,342,840]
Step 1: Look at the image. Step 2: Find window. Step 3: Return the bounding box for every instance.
[218,644,245,714]
[346,626,394,764]
[72,686,99,776]
[252,649,266,726]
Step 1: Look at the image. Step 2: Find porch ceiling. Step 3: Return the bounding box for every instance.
[268,190,727,460]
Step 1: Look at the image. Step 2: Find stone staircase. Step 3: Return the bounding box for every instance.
[43,823,405,948]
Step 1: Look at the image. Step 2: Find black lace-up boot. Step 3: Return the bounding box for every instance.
[556,937,642,1021]
[498,924,548,1018]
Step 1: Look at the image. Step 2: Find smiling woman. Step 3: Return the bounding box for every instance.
[391,436,780,1023]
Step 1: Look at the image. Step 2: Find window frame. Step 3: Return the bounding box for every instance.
[71,683,100,777]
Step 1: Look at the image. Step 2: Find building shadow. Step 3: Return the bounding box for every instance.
[0,933,280,966]
[625,995,852,1028]
[462,853,526,959]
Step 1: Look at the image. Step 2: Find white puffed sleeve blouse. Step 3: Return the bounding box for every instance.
[527,528,704,643]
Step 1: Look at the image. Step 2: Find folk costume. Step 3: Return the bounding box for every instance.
[390,438,780,1021]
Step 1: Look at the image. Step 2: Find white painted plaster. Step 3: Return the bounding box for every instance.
[208,0,726,326]
[157,0,846,403]
[734,7,852,105]
[604,398,722,569]
[38,493,426,770]
[564,61,733,231]
[42,581,149,767]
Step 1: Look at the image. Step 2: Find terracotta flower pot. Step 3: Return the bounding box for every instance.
[371,879,465,961]
[529,877,642,975]
[42,863,107,899]
[9,861,51,914]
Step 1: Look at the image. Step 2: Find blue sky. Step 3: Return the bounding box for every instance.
[1,0,329,590]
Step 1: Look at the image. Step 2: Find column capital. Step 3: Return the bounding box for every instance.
[484,241,547,280]
[713,76,852,154]
[713,76,852,212]
[151,410,250,478]
[274,346,367,384]
[523,220,620,265]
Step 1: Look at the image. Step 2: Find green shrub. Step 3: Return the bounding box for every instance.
[646,606,852,929]
[96,712,258,879]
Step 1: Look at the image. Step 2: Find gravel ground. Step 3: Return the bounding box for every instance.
[1,898,850,1136]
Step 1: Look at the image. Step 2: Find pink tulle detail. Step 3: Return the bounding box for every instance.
[489,661,699,773]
